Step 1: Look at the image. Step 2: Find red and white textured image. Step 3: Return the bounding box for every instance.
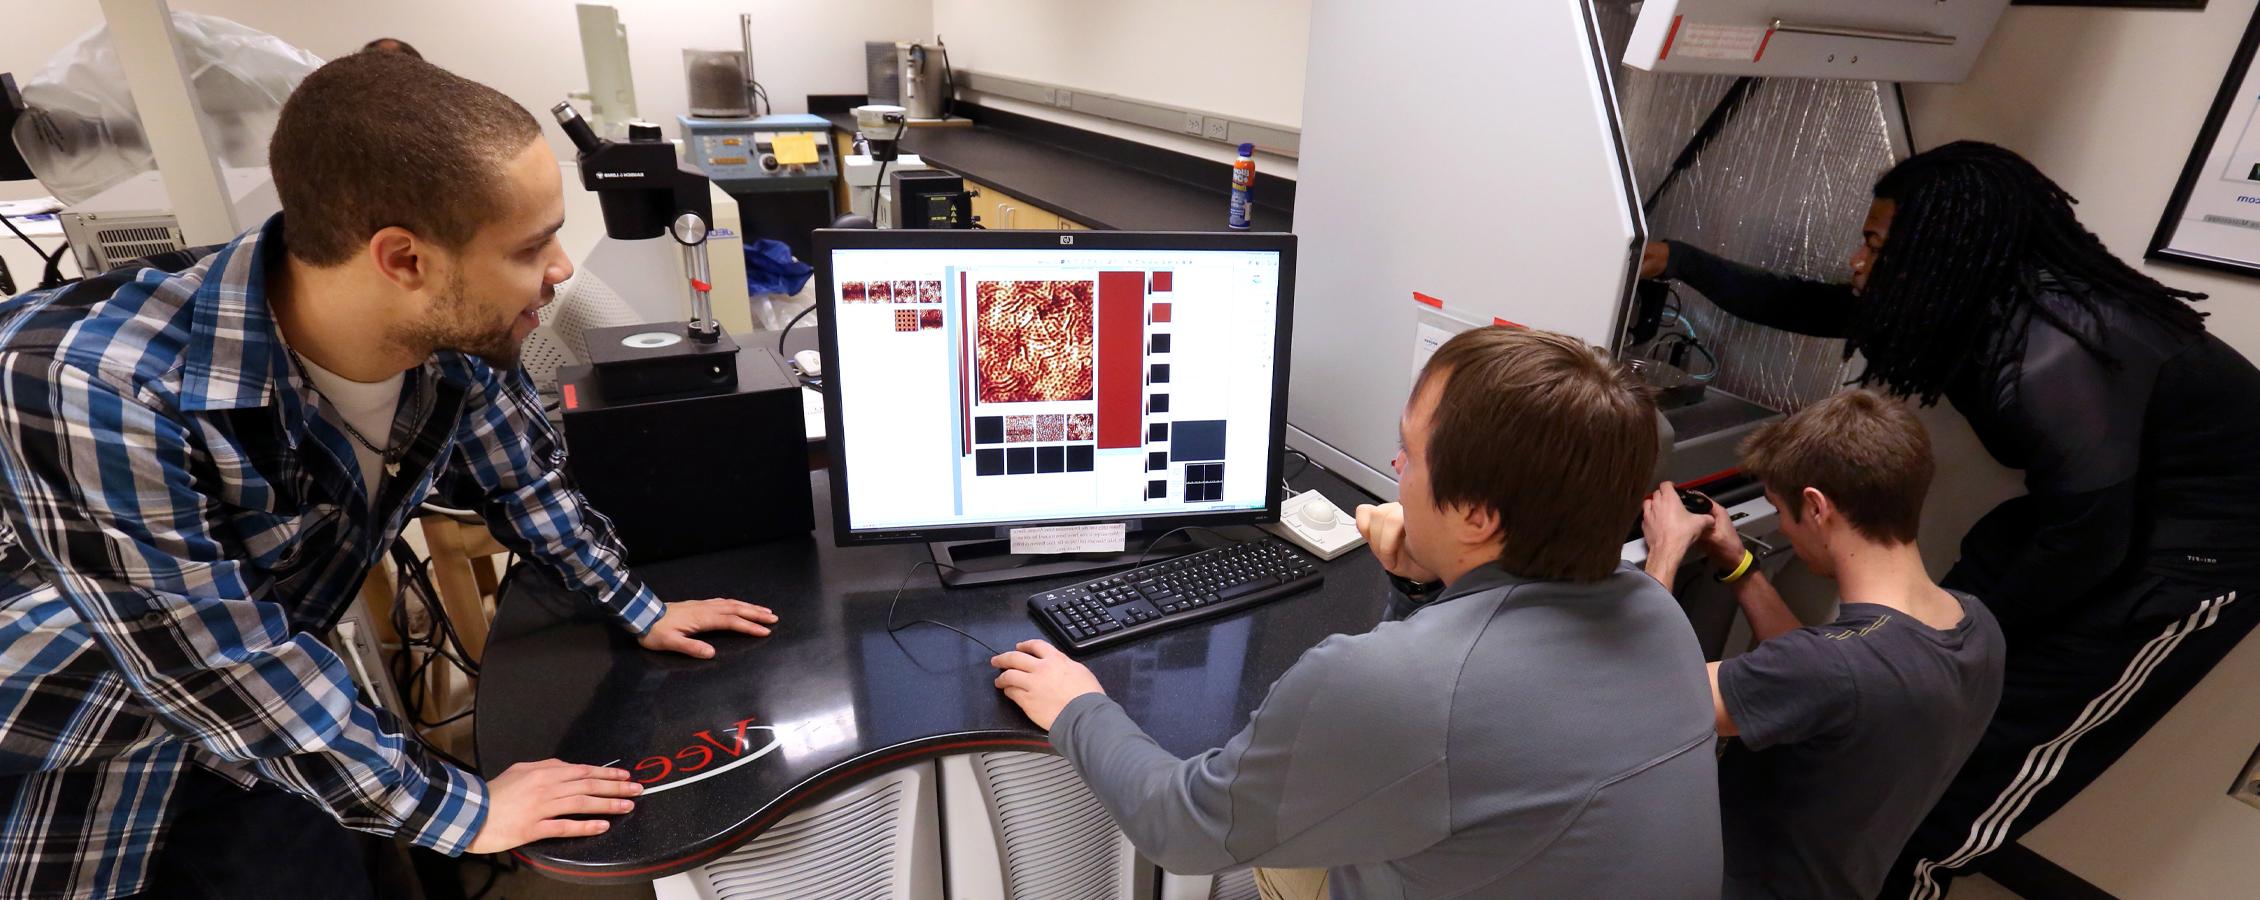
[890,280,918,304]
[894,309,919,332]
[919,281,943,303]
[1036,414,1066,442]
[868,281,892,303]
[975,280,1095,404]
[1005,415,1036,443]
[841,281,867,303]
[919,308,944,330]
[1067,413,1094,441]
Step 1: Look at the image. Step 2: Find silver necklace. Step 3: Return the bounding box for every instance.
[286,347,414,475]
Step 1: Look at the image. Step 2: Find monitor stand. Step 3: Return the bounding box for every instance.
[927,530,1202,589]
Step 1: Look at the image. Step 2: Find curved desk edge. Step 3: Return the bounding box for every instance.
[509,731,1055,883]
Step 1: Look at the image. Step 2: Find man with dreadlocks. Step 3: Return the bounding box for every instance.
[1640,140,2260,898]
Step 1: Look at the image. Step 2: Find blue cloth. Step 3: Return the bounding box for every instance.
[744,238,813,295]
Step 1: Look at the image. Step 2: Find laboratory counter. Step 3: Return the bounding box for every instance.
[816,105,1293,234]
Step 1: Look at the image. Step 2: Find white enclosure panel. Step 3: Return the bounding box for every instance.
[1624,0,2008,84]
[653,762,941,900]
[1288,0,1641,498]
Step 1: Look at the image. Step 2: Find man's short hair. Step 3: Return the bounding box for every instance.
[269,52,539,266]
[361,37,423,59]
[1417,327,1657,583]
[1739,389,1933,544]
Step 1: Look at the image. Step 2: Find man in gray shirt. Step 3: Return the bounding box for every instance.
[1642,390,2006,899]
[993,327,1722,899]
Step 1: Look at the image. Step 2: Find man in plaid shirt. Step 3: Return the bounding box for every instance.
[0,53,779,898]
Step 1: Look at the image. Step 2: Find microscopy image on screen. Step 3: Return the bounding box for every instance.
[894,309,918,332]
[919,280,943,303]
[1036,414,1065,442]
[975,280,1095,403]
[919,308,943,330]
[842,281,867,303]
[890,280,918,303]
[1006,415,1036,443]
[868,281,892,303]
[1067,413,1094,441]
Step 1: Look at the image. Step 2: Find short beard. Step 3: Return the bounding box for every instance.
[392,269,524,368]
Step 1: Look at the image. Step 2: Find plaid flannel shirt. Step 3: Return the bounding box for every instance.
[0,216,663,899]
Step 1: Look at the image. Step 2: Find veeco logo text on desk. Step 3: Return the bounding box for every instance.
[620,717,785,795]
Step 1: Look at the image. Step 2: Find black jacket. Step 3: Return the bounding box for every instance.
[1663,241,2260,633]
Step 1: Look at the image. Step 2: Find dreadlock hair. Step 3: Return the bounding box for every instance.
[1849,140,2207,404]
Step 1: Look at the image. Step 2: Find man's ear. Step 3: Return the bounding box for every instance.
[1453,500,1503,549]
[366,226,434,292]
[1801,486,1832,530]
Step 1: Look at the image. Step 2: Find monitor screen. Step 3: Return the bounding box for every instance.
[813,230,1296,543]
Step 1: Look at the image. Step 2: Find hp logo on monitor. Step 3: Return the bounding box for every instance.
[1060,236,1075,245]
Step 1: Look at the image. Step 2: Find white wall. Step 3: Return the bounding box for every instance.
[930,0,1307,177]
[0,0,930,191]
[1905,4,2260,897]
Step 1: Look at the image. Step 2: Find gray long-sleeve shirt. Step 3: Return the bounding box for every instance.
[1049,562,1723,899]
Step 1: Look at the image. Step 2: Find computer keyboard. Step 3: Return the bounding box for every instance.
[1027,537,1323,652]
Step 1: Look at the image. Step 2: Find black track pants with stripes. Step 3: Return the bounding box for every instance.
[1882,577,2257,900]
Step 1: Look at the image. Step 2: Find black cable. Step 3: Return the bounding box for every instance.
[778,301,816,357]
[0,212,45,257]
[935,36,956,121]
[39,238,68,289]
[0,252,13,296]
[1282,448,1312,483]
[0,213,65,290]
[883,560,1005,655]
[1133,525,1236,568]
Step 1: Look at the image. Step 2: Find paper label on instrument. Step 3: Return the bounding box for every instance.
[1010,523,1127,555]
[771,132,821,165]
[1671,23,1768,61]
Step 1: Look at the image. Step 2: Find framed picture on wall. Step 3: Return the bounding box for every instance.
[2151,6,2260,276]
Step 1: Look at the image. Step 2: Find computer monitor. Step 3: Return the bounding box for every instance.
[812,228,1297,583]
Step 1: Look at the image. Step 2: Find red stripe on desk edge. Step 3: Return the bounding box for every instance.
[1412,291,1442,308]
[1659,15,1683,61]
[512,736,1056,879]
[1753,27,1775,63]
[1678,467,1743,490]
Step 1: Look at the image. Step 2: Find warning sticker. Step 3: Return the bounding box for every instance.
[1663,20,1770,62]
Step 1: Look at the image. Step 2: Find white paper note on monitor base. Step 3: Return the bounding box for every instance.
[1010,523,1127,555]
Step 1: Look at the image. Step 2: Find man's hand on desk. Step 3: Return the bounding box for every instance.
[638,599,780,659]
[468,759,641,853]
[1353,502,1440,583]
[991,640,1105,731]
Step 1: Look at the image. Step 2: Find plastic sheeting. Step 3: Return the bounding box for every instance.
[10,13,321,204]
[1595,1,1902,413]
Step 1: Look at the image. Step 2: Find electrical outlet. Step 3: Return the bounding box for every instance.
[1055,90,1074,108]
[1182,113,1205,136]
[1204,117,1230,141]
[1042,88,1058,105]
[2235,743,2260,811]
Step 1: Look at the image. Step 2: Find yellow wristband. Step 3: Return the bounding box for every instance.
[1716,549,1755,584]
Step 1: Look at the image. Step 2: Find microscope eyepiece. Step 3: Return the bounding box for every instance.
[552,100,600,153]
